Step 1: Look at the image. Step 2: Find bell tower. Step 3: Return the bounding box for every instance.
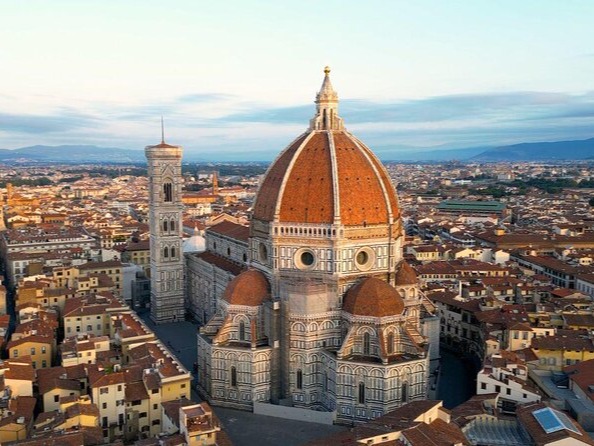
[145,121,185,324]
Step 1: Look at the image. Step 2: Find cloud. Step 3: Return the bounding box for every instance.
[0,110,97,134]
[175,93,234,104]
[1,90,593,156]
[218,91,593,126]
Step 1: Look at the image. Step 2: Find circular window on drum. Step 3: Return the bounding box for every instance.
[295,248,316,270]
[355,247,375,271]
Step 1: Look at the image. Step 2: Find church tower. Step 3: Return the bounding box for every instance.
[145,124,185,324]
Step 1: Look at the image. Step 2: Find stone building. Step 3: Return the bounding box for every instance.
[145,131,185,323]
[192,68,439,423]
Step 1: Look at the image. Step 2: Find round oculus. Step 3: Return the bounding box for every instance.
[354,247,375,271]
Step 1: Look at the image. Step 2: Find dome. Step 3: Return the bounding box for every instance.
[343,277,404,317]
[395,261,417,285]
[183,226,206,253]
[223,270,271,307]
[252,68,399,227]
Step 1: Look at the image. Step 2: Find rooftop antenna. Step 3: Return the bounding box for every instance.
[161,116,165,144]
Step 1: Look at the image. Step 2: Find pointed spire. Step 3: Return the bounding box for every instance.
[310,66,344,131]
[319,66,337,98]
[161,116,165,144]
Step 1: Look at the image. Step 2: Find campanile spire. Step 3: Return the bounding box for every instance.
[310,66,344,131]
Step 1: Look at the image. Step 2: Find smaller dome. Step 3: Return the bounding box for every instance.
[343,277,404,317]
[395,261,417,285]
[183,234,206,253]
[223,270,270,307]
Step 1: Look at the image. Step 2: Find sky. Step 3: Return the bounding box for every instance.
[1,0,593,159]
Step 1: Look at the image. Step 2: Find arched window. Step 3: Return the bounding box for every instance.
[402,382,408,402]
[163,247,169,258]
[239,321,246,341]
[296,369,303,390]
[163,220,168,232]
[387,332,394,355]
[171,247,176,258]
[363,332,371,355]
[231,366,237,387]
[358,382,365,404]
[170,219,175,232]
[163,183,173,202]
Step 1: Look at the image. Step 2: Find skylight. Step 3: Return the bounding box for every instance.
[532,407,581,436]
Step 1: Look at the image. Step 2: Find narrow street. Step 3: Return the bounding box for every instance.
[437,349,477,409]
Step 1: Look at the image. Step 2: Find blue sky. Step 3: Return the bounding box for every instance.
[1,0,593,158]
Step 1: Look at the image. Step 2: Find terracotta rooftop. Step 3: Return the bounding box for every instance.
[252,129,399,226]
[223,269,270,307]
[192,251,245,276]
[517,402,594,445]
[395,260,418,285]
[343,277,404,317]
[207,220,249,242]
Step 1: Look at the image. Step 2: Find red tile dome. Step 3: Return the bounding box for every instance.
[252,68,399,227]
[223,270,270,307]
[343,277,404,317]
[395,261,417,285]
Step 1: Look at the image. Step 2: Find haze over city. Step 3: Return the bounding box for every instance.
[2,0,594,158]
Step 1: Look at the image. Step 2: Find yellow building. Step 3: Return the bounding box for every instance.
[63,294,126,337]
[0,358,35,397]
[532,333,594,371]
[78,260,123,294]
[507,323,554,351]
[88,364,126,441]
[7,336,53,369]
[0,396,36,444]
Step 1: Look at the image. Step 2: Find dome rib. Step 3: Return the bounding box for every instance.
[349,135,396,223]
[327,131,341,225]
[252,133,308,221]
[250,68,400,227]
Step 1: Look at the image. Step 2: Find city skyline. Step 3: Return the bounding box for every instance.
[2,0,594,157]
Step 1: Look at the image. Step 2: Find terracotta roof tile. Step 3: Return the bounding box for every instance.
[223,270,270,307]
[252,133,309,221]
[343,277,404,317]
[395,261,417,285]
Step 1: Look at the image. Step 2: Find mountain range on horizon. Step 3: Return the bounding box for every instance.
[0,137,593,163]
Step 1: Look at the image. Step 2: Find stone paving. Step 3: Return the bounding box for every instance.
[215,407,346,446]
[138,309,347,446]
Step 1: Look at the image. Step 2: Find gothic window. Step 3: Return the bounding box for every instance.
[239,321,246,341]
[231,366,237,387]
[358,382,365,404]
[402,382,408,402]
[163,183,173,202]
[363,332,371,355]
[163,220,168,232]
[296,369,303,390]
[170,219,175,232]
[171,247,176,258]
[387,332,394,355]
[163,247,169,258]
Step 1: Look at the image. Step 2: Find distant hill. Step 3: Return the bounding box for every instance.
[0,145,146,163]
[380,146,489,162]
[3,137,594,163]
[471,138,594,161]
